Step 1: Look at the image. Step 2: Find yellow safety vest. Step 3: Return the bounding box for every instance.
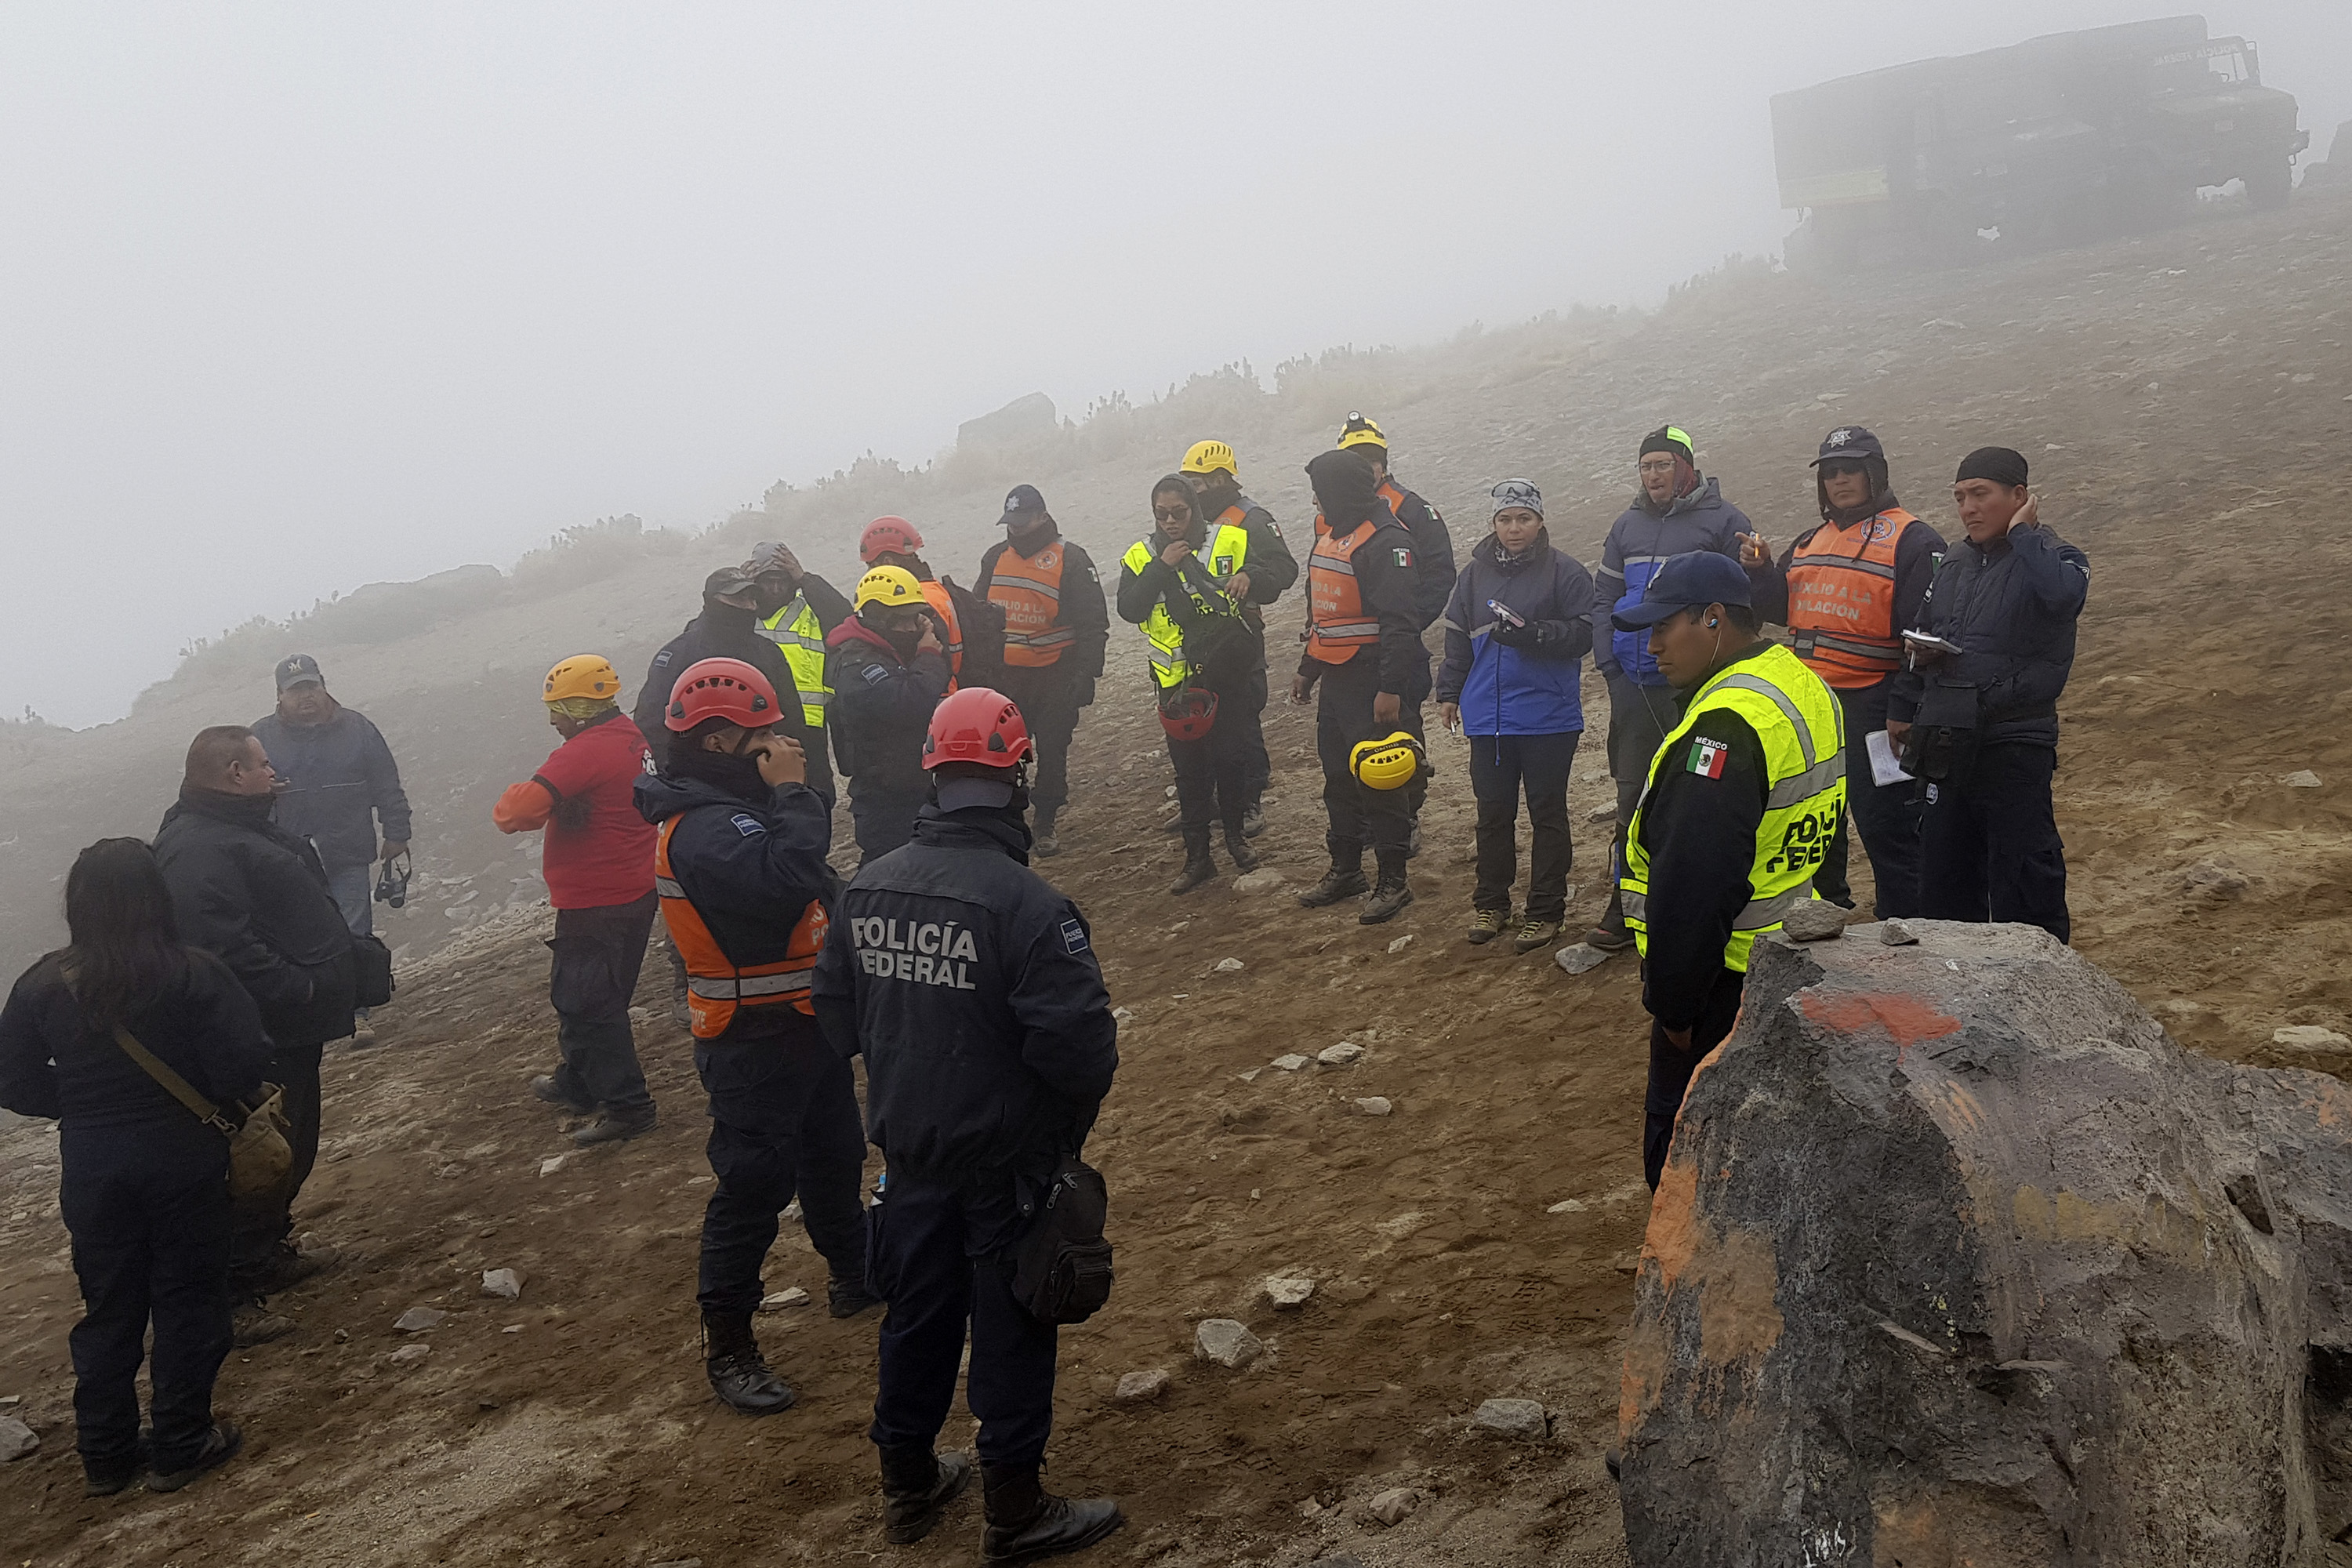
[1621,643,1847,974]
[1122,523,1250,691]
[757,595,831,729]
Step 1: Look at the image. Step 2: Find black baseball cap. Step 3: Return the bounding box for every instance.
[999,484,1048,525]
[1610,553,1753,632]
[1811,425,1886,466]
[274,653,325,691]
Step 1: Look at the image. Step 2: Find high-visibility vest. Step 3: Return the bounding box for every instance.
[989,544,1074,668]
[757,594,832,728]
[1121,522,1250,691]
[655,816,827,1036]
[1305,521,1385,665]
[1784,508,1921,690]
[1621,643,1847,975]
[919,582,964,688]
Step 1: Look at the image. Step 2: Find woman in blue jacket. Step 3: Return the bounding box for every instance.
[1436,481,1597,953]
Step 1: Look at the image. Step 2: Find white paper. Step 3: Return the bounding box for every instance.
[1866,728,1913,787]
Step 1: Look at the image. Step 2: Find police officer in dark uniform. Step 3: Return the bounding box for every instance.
[813,686,1123,1561]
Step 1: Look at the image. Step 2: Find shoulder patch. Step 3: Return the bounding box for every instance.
[862,665,890,684]
[1059,917,1090,956]
[1686,738,1728,780]
[729,812,766,837]
[652,650,672,669]
[1267,521,1283,539]
[1083,564,1098,582]
[1392,546,1414,570]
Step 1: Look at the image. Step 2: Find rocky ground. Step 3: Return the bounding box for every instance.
[1,187,2348,1565]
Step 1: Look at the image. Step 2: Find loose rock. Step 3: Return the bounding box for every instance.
[1555,943,1611,975]
[1879,920,1920,946]
[0,1416,37,1462]
[1547,1199,1586,1214]
[1272,1054,1311,1072]
[2280,769,2322,788]
[1367,1487,1420,1526]
[759,1286,811,1312]
[1386,935,1413,954]
[1112,1007,1134,1022]
[1777,898,1849,942]
[1193,1319,1265,1370]
[538,1154,567,1177]
[1356,1097,1393,1116]
[1265,1276,1315,1309]
[2273,1025,2351,1052]
[1214,957,1244,972]
[1114,1368,1170,1403]
[1472,1396,1549,1440]
[1232,868,1288,895]
[480,1268,524,1301]
[1587,804,1616,822]
[387,1344,430,1367]
[1318,1042,1363,1066]
[394,1307,449,1334]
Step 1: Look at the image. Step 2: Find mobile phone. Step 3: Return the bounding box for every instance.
[1900,630,1963,655]
[1486,599,1526,630]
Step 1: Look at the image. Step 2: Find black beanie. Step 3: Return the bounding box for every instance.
[1955,446,2030,489]
[1305,448,1381,528]
[1639,426,1694,465]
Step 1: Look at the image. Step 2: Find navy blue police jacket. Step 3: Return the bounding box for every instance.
[812,804,1118,1180]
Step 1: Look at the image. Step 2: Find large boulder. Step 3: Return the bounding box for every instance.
[956,392,1057,451]
[1617,920,2352,1566]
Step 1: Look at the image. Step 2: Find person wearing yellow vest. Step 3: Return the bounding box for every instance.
[747,540,855,801]
[631,656,876,1417]
[972,485,1107,858]
[1290,448,1428,923]
[860,517,1006,694]
[1179,439,1298,836]
[1740,426,1945,919]
[1611,553,1846,1189]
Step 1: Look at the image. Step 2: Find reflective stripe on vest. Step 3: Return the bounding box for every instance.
[919,582,964,688]
[989,544,1073,668]
[654,817,827,1035]
[1618,643,1848,975]
[1122,523,1250,691]
[758,596,833,728]
[1306,523,1383,663]
[1785,508,1917,689]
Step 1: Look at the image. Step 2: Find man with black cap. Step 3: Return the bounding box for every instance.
[1609,553,1846,1189]
[1181,440,1300,836]
[1587,426,1755,950]
[1291,448,1427,924]
[1887,448,2089,942]
[749,540,855,800]
[1740,426,1946,918]
[973,485,1108,858]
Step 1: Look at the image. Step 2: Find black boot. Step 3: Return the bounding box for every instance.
[1168,829,1216,895]
[829,1273,883,1319]
[880,1442,975,1544]
[1296,862,1368,908]
[1359,851,1414,925]
[1033,808,1061,858]
[703,1310,795,1416]
[980,1462,1125,1564]
[1222,823,1260,873]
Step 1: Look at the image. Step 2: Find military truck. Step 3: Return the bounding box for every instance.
[1774,15,2309,268]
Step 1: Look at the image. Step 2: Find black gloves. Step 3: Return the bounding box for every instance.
[1490,619,1544,649]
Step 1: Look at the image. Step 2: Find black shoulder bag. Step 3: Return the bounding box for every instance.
[1904,679,1981,785]
[1012,1156,1114,1325]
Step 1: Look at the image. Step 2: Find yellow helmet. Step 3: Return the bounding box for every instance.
[1337,411,1388,452]
[543,654,622,705]
[1350,731,1425,791]
[854,564,924,611]
[1181,439,1237,477]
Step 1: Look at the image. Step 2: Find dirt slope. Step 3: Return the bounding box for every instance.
[3,191,2350,1565]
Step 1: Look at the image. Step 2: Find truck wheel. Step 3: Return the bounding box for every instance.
[2247,159,2292,210]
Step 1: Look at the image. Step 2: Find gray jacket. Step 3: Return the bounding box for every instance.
[249,705,412,869]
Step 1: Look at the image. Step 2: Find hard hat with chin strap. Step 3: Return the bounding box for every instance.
[1181,439,1237,478]
[1350,731,1425,792]
[1336,412,1388,454]
[854,564,924,612]
[543,654,622,706]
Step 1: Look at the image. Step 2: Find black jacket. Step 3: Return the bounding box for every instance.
[813,806,1118,1179]
[974,529,1111,688]
[0,948,273,1129]
[824,618,952,804]
[152,789,358,1048]
[1298,506,1428,695]
[1379,477,1459,632]
[636,603,830,804]
[1886,524,2091,747]
[249,705,412,869]
[633,768,836,1044]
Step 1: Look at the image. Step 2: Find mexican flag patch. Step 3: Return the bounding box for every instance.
[1686,738,1728,779]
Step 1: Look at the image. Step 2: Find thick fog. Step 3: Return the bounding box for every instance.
[2,0,2344,728]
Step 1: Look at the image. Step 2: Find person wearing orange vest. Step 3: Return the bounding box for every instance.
[1180,441,1299,836]
[632,657,874,1417]
[1742,425,1947,917]
[972,485,1107,858]
[860,517,1006,694]
[1290,448,1428,923]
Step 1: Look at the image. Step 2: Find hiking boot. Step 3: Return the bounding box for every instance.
[571,1106,657,1146]
[828,1276,884,1319]
[1295,866,1368,908]
[980,1462,1125,1564]
[531,1074,597,1116]
[1584,887,1635,951]
[1033,810,1061,858]
[253,1239,338,1294]
[82,1446,143,1497]
[704,1312,795,1416]
[1168,831,1216,896]
[1465,907,1509,946]
[230,1302,296,1348]
[1241,800,1266,839]
[880,1443,975,1544]
[1513,916,1566,955]
[1358,876,1414,926]
[147,1422,242,1494]
[1222,828,1260,873]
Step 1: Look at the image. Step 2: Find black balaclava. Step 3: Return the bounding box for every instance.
[1305,449,1380,532]
[1817,456,1897,528]
[666,725,769,803]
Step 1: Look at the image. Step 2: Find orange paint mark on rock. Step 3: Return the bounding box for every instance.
[1619,1319,1667,1442]
[1801,989,1962,1047]
[1644,1156,1701,1294]
[1698,1226,1784,1367]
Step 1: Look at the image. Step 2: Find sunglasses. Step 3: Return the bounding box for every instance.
[1152,505,1192,523]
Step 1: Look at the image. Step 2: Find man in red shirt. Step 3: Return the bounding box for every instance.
[495,655,662,1145]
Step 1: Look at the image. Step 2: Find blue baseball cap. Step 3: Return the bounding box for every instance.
[1812,425,1886,466]
[274,652,325,691]
[999,484,1048,525]
[1610,552,1752,632]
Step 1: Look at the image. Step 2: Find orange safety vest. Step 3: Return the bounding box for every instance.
[919,581,964,687]
[988,545,1073,668]
[1784,507,1919,690]
[655,817,828,1036]
[1305,521,1384,664]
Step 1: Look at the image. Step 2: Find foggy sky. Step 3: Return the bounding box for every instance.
[4,1,2345,729]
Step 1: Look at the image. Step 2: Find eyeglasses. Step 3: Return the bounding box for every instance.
[1637,458,1678,474]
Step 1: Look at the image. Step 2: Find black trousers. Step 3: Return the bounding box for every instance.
[62,1119,233,1475]
[546,892,658,1114]
[1918,742,2070,942]
[1168,670,1265,835]
[866,1174,1060,1467]
[228,1037,322,1287]
[996,665,1084,819]
[1815,681,1924,918]
[851,787,927,866]
[694,1032,869,1317]
[1643,966,1747,1190]
[1604,674,1683,826]
[1468,731,1581,920]
[1315,656,1412,872]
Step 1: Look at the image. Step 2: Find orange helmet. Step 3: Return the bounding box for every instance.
[1157,686,1218,742]
[665,658,779,732]
[859,516,926,564]
[923,687,1032,771]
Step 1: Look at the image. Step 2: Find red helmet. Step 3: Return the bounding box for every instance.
[665,658,779,732]
[922,686,1033,771]
[859,516,926,564]
[1157,686,1218,742]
